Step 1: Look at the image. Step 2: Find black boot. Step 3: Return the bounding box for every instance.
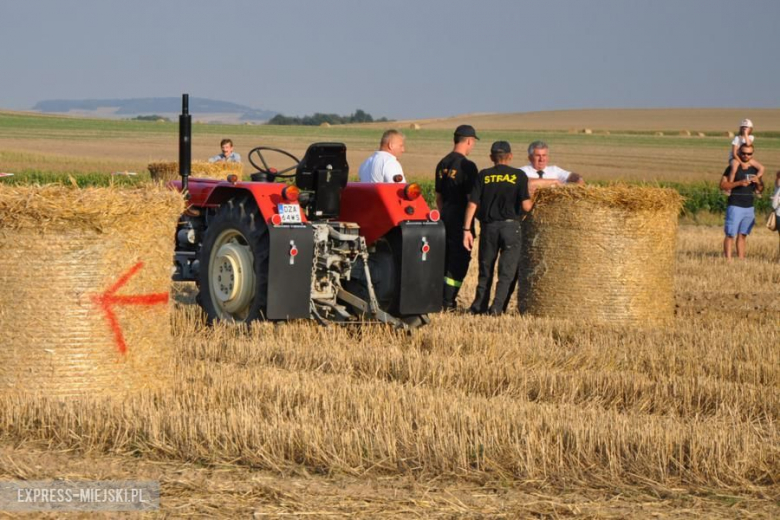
[442,284,460,311]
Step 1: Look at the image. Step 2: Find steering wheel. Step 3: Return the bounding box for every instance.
[248,147,301,179]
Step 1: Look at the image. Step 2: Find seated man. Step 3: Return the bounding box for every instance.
[520,140,584,193]
[209,138,241,163]
[358,130,406,183]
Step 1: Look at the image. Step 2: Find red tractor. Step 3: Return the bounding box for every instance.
[171,95,444,329]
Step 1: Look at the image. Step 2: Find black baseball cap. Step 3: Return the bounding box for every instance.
[490,141,511,154]
[454,124,479,140]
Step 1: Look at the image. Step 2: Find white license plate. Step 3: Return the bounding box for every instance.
[277,203,302,224]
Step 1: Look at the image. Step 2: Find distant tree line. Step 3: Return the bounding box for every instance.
[133,115,170,122]
[266,109,390,126]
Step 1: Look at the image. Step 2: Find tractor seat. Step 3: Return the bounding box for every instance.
[295,143,349,220]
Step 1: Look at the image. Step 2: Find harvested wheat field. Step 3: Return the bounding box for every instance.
[1,224,778,518]
[405,108,780,133]
[3,108,780,184]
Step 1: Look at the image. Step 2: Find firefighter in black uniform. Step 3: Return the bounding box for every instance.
[435,125,480,310]
[462,141,532,315]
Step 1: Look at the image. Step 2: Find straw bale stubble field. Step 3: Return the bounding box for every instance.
[0,227,777,517]
[0,109,778,517]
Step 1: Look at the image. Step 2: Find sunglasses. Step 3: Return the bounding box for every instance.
[740,152,753,156]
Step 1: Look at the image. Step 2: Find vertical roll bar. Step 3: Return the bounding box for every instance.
[179,94,191,197]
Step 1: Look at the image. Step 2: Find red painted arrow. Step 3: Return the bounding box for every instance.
[91,261,169,354]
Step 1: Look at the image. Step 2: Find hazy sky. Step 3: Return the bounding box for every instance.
[1,0,778,119]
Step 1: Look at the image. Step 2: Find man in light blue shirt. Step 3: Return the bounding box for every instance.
[209,138,241,163]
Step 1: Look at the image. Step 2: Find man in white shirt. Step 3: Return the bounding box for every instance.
[520,140,584,194]
[358,130,406,183]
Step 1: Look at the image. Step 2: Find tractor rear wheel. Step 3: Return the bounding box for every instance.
[198,197,269,323]
[345,230,429,328]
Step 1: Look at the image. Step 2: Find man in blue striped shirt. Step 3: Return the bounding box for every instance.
[209,139,241,163]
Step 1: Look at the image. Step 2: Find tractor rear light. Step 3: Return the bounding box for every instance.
[403,183,422,201]
[227,174,239,184]
[270,214,283,226]
[289,240,298,265]
[421,237,430,261]
[421,243,430,254]
[282,185,300,202]
[429,210,440,222]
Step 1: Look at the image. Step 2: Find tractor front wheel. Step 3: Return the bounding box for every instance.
[198,197,269,323]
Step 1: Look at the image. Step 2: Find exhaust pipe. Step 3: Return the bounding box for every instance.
[179,93,191,197]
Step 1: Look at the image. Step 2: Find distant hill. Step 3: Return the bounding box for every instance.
[32,97,277,123]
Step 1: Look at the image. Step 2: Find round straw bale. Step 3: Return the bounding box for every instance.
[147,160,243,183]
[679,130,691,136]
[654,131,664,136]
[410,123,421,130]
[518,185,682,326]
[582,128,593,134]
[0,185,184,397]
[697,132,706,137]
[726,131,735,138]
[320,122,331,128]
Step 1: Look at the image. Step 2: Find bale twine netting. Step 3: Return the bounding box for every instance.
[518,185,683,326]
[0,185,184,397]
[147,160,243,183]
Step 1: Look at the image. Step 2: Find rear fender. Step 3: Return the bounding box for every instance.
[207,184,307,225]
[339,183,437,246]
[170,179,307,225]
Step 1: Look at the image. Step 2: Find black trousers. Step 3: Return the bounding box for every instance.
[442,215,472,307]
[469,220,522,315]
